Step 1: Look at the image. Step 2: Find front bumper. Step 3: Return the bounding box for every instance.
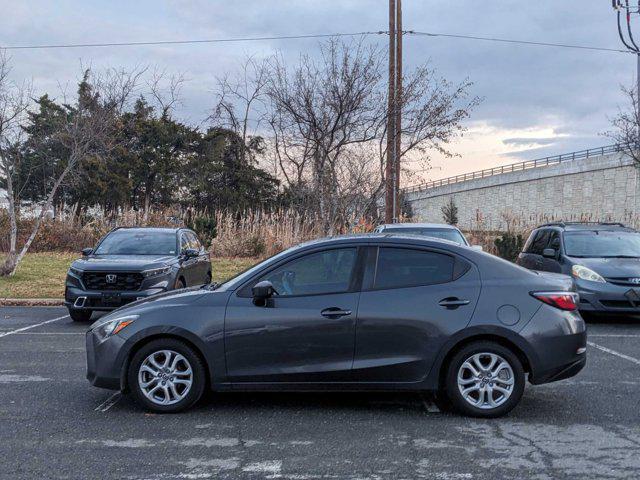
[66,285,166,312]
[86,329,126,390]
[577,280,640,313]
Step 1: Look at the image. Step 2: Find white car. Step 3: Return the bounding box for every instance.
[374,223,482,250]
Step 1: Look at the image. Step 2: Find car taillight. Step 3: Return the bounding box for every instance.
[531,292,579,311]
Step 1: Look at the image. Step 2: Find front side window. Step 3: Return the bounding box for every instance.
[259,248,357,297]
[94,230,177,256]
[563,231,640,258]
[374,247,455,290]
[528,230,550,255]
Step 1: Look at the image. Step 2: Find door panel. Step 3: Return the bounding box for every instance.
[353,247,481,383]
[224,246,361,383]
[225,292,360,382]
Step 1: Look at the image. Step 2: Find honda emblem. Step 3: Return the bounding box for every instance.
[106,274,117,284]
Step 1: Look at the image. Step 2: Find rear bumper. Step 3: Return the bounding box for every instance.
[66,286,166,312]
[521,309,587,385]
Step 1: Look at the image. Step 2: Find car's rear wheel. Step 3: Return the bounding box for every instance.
[68,308,92,322]
[127,338,206,413]
[445,341,525,418]
[175,277,186,289]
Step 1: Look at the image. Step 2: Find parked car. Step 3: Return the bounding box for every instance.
[373,223,481,249]
[65,227,211,322]
[517,222,640,315]
[86,234,585,417]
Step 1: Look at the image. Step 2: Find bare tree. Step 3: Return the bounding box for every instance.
[0,52,32,277]
[264,38,479,232]
[0,62,143,276]
[605,84,640,164]
[211,57,270,164]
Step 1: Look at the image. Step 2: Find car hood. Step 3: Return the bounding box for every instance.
[72,255,176,272]
[572,257,640,278]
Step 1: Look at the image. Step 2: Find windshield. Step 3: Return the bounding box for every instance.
[94,230,177,255]
[383,227,467,245]
[563,231,640,258]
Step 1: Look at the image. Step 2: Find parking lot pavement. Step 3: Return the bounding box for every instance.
[0,307,639,480]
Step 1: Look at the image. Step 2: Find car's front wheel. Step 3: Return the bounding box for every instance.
[68,308,92,322]
[127,338,206,413]
[445,341,525,418]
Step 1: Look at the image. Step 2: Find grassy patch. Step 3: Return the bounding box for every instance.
[0,253,258,299]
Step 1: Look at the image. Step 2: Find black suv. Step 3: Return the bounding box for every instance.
[65,227,211,322]
[517,222,640,315]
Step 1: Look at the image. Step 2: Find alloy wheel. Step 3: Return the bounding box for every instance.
[457,352,515,410]
[138,350,193,406]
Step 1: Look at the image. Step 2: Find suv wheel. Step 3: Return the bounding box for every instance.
[68,308,92,322]
[445,341,525,418]
[127,338,206,413]
[175,277,186,289]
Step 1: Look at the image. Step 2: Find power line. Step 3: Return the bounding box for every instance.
[0,31,386,50]
[408,30,633,54]
[0,29,630,55]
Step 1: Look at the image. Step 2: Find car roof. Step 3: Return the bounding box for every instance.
[536,222,635,232]
[292,233,464,251]
[376,223,461,230]
[111,227,182,234]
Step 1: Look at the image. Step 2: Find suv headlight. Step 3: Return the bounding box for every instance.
[94,315,138,340]
[142,266,172,278]
[69,267,83,277]
[572,265,605,283]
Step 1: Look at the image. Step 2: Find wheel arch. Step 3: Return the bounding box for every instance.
[429,327,537,391]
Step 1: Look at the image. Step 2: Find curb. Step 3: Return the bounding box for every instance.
[0,298,65,307]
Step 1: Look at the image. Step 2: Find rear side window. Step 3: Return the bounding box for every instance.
[374,247,455,290]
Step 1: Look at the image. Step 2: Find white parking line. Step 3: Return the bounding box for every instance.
[0,315,70,338]
[589,334,640,338]
[12,332,84,335]
[587,341,640,366]
[95,393,122,412]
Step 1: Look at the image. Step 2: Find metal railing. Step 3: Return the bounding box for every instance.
[403,144,625,194]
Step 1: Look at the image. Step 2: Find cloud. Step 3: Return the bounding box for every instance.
[0,0,634,177]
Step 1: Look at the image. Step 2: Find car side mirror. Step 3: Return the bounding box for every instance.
[252,280,275,307]
[81,248,93,256]
[542,248,557,259]
[183,248,199,258]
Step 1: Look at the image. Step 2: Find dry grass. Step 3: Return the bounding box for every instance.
[0,253,257,300]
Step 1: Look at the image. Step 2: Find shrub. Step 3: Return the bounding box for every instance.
[494,232,524,262]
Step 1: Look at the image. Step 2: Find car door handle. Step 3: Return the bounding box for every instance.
[438,297,471,309]
[321,307,352,319]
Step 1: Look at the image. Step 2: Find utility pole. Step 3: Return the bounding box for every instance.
[395,0,403,222]
[612,0,640,141]
[385,0,403,223]
[385,0,396,223]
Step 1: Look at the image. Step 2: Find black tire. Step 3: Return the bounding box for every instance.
[445,341,525,418]
[174,277,186,289]
[68,308,92,322]
[205,271,212,284]
[127,338,206,413]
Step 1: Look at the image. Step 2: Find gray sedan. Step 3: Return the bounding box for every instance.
[86,234,586,418]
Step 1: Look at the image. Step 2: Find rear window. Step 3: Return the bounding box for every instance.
[374,247,455,290]
[382,227,467,245]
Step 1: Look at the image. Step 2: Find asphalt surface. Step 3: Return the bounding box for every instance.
[0,307,639,480]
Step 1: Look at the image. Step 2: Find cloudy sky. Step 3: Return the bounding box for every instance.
[0,0,636,184]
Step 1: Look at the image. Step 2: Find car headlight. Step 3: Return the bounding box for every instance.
[142,266,172,278]
[572,265,605,283]
[94,315,138,340]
